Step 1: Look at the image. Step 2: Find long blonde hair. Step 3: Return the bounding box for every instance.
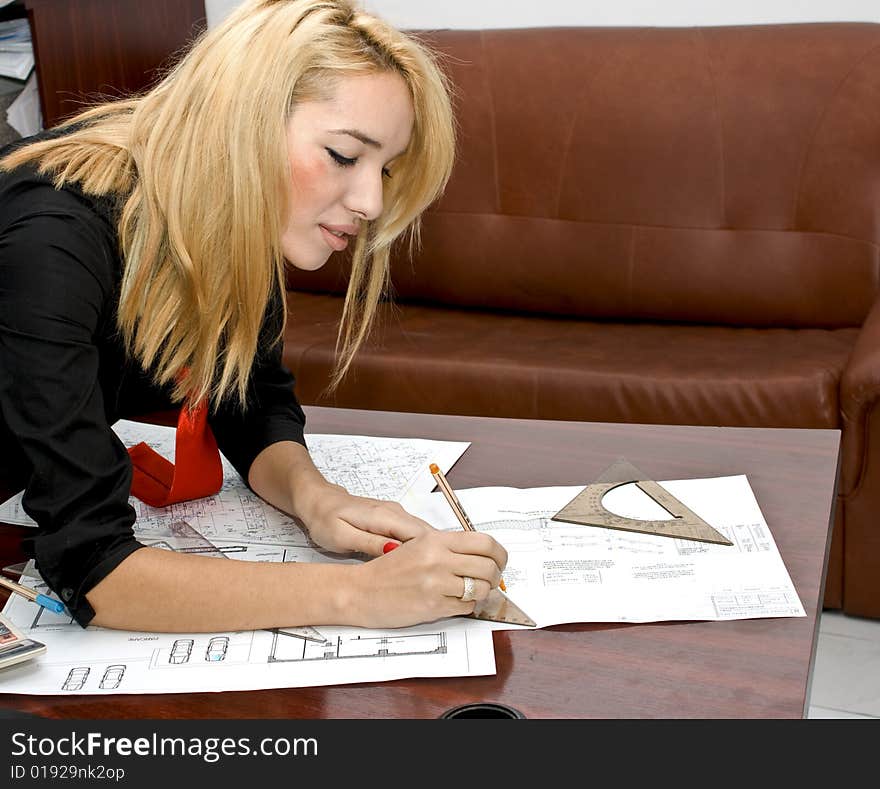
[0,0,455,406]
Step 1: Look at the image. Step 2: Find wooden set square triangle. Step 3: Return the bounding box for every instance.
[470,588,536,628]
[551,459,732,546]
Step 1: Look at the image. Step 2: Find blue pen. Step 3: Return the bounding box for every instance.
[0,575,65,614]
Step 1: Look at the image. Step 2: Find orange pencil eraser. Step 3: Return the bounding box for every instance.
[429,463,440,474]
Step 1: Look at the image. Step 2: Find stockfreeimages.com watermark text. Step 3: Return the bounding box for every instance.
[10,730,318,769]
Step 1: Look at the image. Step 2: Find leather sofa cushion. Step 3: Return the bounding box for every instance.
[292,220,878,329]
[290,24,880,328]
[284,292,856,429]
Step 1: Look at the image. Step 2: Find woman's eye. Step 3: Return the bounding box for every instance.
[327,147,392,180]
[326,148,356,167]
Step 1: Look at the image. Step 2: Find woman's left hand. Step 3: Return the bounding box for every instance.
[294,480,434,556]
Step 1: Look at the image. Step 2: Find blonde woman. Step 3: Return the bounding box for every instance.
[0,0,506,633]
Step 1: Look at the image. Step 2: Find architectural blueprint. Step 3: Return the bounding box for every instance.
[0,572,495,694]
[405,475,807,629]
[0,419,470,546]
[0,420,806,695]
[0,421,497,695]
[0,531,495,695]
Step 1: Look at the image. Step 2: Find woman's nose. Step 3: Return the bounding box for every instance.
[344,168,384,222]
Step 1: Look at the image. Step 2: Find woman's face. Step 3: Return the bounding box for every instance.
[282,70,415,271]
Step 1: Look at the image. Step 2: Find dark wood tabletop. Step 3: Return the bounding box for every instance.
[0,406,840,718]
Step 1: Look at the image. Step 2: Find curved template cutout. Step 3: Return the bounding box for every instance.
[551,459,733,546]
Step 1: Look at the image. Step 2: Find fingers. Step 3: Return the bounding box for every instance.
[380,531,506,585]
[445,555,503,590]
[347,529,400,557]
[380,532,505,586]
[383,550,497,603]
[346,499,434,545]
[355,532,509,627]
[450,575,493,603]
[442,530,508,573]
[311,500,434,557]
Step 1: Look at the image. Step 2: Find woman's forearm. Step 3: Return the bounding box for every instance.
[86,441,362,632]
[247,439,335,521]
[85,546,362,632]
[84,439,507,633]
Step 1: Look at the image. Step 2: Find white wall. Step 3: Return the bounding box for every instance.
[205,1,880,30]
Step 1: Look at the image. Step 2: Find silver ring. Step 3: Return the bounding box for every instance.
[460,575,476,602]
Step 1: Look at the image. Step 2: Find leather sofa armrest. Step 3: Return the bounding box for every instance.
[840,297,880,495]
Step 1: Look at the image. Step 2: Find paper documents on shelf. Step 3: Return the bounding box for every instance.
[0,18,33,80]
[0,51,31,80]
[0,19,31,49]
[405,475,806,629]
[6,70,41,137]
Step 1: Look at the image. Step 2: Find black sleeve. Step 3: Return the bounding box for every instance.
[0,204,144,627]
[208,288,307,485]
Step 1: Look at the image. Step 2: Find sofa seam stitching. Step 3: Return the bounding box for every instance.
[425,210,880,249]
[627,227,636,314]
[839,403,873,502]
[790,39,880,229]
[552,40,622,218]
[699,29,726,228]
[480,30,502,214]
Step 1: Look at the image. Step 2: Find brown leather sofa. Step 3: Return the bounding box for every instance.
[284,22,880,619]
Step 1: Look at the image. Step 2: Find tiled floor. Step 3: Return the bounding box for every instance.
[807,610,880,719]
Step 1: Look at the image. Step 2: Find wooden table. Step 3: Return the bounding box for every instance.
[0,406,840,718]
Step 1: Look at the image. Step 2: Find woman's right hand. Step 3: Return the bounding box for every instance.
[346,529,508,629]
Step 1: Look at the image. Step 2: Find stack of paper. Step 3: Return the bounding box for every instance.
[0,421,806,695]
[0,19,33,81]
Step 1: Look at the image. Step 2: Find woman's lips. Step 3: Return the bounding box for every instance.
[319,224,350,251]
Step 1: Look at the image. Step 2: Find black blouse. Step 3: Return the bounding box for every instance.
[0,149,307,627]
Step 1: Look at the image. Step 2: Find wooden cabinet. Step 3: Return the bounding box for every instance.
[23,0,206,128]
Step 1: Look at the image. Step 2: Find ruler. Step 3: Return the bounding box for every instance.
[471,588,536,627]
[551,459,732,545]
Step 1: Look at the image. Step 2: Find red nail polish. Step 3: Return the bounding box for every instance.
[382,541,399,554]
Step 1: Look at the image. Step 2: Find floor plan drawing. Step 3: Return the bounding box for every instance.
[405,477,808,628]
[205,637,229,662]
[169,639,194,664]
[0,421,470,543]
[122,422,469,545]
[27,580,76,630]
[0,465,806,696]
[62,667,89,691]
[143,633,256,669]
[99,664,126,689]
[305,434,463,504]
[0,587,495,695]
[268,631,447,663]
[0,422,497,695]
[145,537,248,557]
